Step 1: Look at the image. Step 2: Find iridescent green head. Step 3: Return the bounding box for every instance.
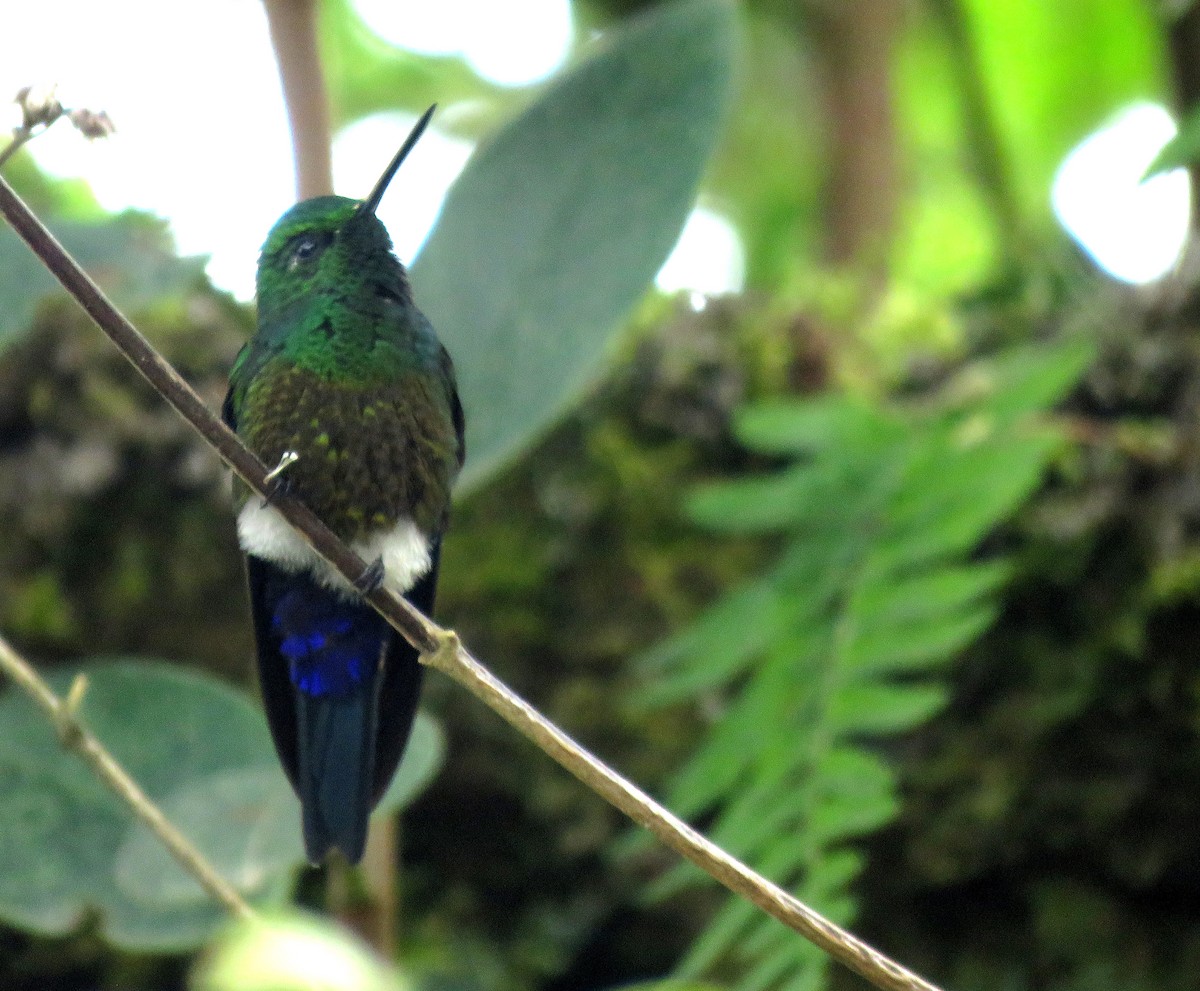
[256,106,436,323]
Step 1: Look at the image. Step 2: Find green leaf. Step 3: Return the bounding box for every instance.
[807,789,899,845]
[816,746,893,798]
[733,395,895,456]
[739,942,813,991]
[374,711,445,814]
[635,579,789,706]
[0,213,207,351]
[413,0,736,492]
[850,561,1011,627]
[116,711,443,911]
[798,848,864,907]
[666,636,823,815]
[677,895,758,976]
[0,660,445,949]
[686,466,825,533]
[946,337,1096,425]
[115,768,301,908]
[826,683,948,735]
[879,434,1060,570]
[709,784,809,863]
[686,457,886,535]
[0,660,277,949]
[841,607,997,677]
[1144,101,1200,180]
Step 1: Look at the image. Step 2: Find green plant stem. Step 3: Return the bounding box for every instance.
[0,633,254,921]
[0,173,945,991]
[928,0,1024,261]
[0,129,35,170]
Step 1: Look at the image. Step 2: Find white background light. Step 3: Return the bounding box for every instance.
[351,0,573,88]
[0,0,293,300]
[656,207,745,296]
[2,0,726,303]
[1052,102,1191,284]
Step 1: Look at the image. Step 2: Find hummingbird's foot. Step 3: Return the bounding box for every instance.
[354,556,386,595]
[262,450,300,504]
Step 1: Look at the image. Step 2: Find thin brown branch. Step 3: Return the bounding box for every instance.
[0,633,254,921]
[809,0,901,272]
[422,634,943,991]
[0,174,946,991]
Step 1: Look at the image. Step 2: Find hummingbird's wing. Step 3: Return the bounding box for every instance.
[221,376,240,434]
[370,540,438,803]
[244,554,300,791]
[438,341,467,470]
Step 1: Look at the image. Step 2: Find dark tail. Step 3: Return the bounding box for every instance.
[294,680,379,863]
[269,569,391,863]
[246,557,430,864]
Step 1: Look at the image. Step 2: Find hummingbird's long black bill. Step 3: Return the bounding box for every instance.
[357,104,437,218]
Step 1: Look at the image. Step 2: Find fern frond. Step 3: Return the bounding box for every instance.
[637,340,1094,991]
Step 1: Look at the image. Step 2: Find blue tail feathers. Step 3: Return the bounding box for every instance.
[272,583,387,698]
[271,582,389,862]
[244,555,433,864]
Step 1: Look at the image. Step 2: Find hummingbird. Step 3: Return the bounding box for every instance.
[223,106,464,864]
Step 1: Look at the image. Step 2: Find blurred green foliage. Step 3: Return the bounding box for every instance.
[2,0,1200,990]
[1147,96,1200,177]
[193,911,407,991]
[634,340,1092,991]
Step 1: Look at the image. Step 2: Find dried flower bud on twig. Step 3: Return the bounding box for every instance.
[67,108,116,140]
[0,85,114,170]
[15,84,64,131]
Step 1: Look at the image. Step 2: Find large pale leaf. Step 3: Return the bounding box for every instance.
[412,0,736,492]
[0,660,443,949]
[113,713,443,911]
[0,661,277,949]
[0,213,207,350]
[193,910,405,991]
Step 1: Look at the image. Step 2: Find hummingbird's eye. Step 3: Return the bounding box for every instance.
[288,235,324,270]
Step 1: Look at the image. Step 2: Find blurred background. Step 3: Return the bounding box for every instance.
[2,0,1199,990]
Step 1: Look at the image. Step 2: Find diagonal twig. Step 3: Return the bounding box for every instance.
[0,633,254,920]
[0,174,946,991]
